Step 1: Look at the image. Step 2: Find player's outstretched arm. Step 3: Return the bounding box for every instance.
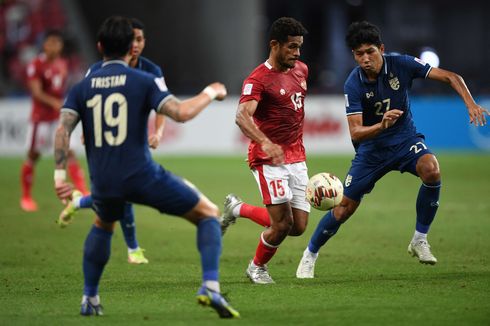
[148,113,166,149]
[236,100,284,165]
[159,82,226,123]
[428,67,489,126]
[54,111,79,201]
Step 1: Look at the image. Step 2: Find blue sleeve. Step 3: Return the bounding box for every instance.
[400,55,432,79]
[146,76,173,112]
[61,83,82,116]
[151,65,163,78]
[344,80,363,116]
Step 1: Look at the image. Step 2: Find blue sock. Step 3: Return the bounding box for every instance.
[308,210,342,254]
[416,181,441,234]
[79,195,93,209]
[120,203,138,250]
[83,225,112,297]
[197,218,221,282]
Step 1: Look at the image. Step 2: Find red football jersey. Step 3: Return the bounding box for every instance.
[26,53,68,122]
[239,60,308,167]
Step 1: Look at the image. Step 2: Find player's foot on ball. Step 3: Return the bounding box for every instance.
[246,260,275,284]
[80,296,103,316]
[128,247,149,264]
[57,190,82,228]
[20,197,38,212]
[196,286,240,318]
[408,240,437,265]
[221,194,242,235]
[296,250,317,279]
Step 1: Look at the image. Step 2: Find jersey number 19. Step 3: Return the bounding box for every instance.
[87,93,128,147]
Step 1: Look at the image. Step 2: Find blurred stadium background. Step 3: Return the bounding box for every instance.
[1,1,489,324]
[1,0,490,156]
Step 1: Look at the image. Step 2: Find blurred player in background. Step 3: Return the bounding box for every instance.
[221,17,310,284]
[20,30,88,212]
[296,21,489,278]
[58,18,165,265]
[53,16,239,318]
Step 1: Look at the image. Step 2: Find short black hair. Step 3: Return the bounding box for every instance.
[345,21,382,50]
[269,17,308,44]
[44,29,64,42]
[131,18,145,31]
[97,16,134,58]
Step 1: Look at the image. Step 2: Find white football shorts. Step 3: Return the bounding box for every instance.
[251,161,310,213]
[25,121,58,153]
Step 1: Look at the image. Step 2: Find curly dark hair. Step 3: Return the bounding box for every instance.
[345,21,382,50]
[269,17,308,44]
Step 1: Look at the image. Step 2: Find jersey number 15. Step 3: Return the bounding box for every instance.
[86,93,128,147]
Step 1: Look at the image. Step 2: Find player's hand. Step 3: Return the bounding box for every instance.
[54,180,74,204]
[381,109,403,129]
[207,82,227,101]
[261,140,284,165]
[468,103,489,126]
[148,134,161,149]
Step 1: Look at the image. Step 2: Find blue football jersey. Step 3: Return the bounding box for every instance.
[62,60,173,197]
[86,55,163,78]
[344,54,431,150]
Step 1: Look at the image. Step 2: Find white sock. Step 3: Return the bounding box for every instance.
[82,295,100,306]
[412,230,427,242]
[232,203,242,217]
[304,247,318,260]
[128,247,139,254]
[73,196,82,209]
[204,280,220,293]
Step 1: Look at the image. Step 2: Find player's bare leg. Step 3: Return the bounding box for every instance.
[408,154,440,265]
[246,202,293,284]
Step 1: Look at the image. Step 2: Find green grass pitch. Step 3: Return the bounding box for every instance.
[1,154,489,325]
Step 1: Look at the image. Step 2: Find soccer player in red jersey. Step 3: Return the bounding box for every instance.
[221,17,310,284]
[20,30,88,211]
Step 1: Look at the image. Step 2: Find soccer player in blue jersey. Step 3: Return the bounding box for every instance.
[53,16,239,318]
[58,18,166,265]
[296,21,489,278]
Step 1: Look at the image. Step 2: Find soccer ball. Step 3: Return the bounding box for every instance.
[306,172,344,211]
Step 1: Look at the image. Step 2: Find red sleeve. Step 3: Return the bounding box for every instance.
[239,74,265,104]
[26,59,41,82]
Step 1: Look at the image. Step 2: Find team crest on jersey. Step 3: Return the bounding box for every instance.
[243,83,253,95]
[300,80,307,91]
[280,88,286,95]
[345,174,352,187]
[389,74,400,90]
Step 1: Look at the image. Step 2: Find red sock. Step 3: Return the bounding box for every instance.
[240,203,271,227]
[20,161,34,198]
[67,159,89,195]
[253,232,278,266]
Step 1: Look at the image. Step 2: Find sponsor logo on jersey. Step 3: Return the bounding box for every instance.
[366,91,374,99]
[389,75,400,90]
[414,57,427,66]
[243,83,253,95]
[154,77,168,92]
[345,174,352,187]
[300,80,307,90]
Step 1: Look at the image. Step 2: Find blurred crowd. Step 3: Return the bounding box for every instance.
[0,0,84,97]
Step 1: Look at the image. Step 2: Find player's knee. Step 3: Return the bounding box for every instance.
[333,204,355,223]
[194,198,220,218]
[272,216,293,235]
[420,165,441,184]
[288,222,307,236]
[28,150,40,162]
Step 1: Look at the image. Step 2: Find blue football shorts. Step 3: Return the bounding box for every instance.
[92,164,200,222]
[343,134,433,202]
